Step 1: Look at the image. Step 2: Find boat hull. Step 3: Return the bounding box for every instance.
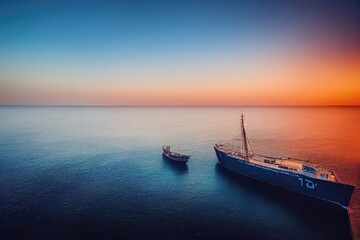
[214,147,355,209]
[163,152,189,163]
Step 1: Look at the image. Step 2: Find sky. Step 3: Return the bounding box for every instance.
[0,0,359,106]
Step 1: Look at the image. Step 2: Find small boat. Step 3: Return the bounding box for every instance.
[214,114,355,209]
[162,146,190,163]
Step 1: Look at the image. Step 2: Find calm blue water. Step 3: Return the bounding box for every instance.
[0,107,359,240]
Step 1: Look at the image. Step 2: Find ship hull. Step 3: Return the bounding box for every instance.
[214,147,355,209]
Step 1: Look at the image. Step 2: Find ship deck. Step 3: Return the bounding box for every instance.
[215,145,339,183]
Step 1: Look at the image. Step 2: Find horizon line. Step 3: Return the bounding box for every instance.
[0,104,359,108]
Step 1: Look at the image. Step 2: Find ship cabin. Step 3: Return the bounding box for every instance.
[250,156,339,183]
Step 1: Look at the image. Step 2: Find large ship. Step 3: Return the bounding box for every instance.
[214,114,355,209]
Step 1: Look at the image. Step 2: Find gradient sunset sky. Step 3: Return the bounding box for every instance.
[0,0,359,106]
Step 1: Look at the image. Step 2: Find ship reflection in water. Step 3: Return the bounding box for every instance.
[214,164,353,239]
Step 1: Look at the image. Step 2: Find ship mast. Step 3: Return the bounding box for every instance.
[241,114,249,161]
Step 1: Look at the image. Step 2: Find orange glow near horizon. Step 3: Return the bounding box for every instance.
[1,49,359,106]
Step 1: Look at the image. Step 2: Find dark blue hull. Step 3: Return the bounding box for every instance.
[214,147,355,208]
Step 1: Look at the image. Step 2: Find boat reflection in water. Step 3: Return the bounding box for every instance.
[162,154,189,174]
[214,164,353,240]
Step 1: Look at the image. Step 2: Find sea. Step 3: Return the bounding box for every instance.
[0,106,359,240]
